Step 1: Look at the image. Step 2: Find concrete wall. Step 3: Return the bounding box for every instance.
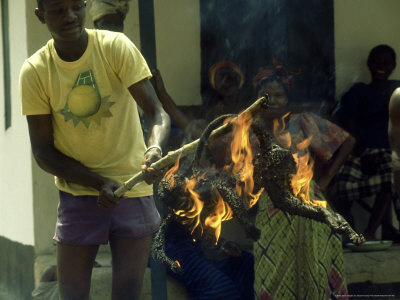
[154,0,202,106]
[0,1,35,299]
[334,0,400,99]
[0,0,34,247]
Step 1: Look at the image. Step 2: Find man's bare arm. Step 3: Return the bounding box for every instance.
[388,88,400,197]
[26,114,120,209]
[128,78,171,183]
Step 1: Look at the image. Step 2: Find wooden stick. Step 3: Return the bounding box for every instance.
[114,95,269,197]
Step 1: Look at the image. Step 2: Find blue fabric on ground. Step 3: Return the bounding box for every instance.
[165,234,254,300]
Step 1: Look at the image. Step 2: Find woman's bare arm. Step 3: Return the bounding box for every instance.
[315,134,355,190]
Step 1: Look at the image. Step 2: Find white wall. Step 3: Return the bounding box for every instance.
[0,0,34,245]
[334,0,400,99]
[121,0,141,47]
[154,0,202,106]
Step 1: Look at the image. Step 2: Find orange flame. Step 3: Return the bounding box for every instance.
[174,177,205,234]
[175,260,181,269]
[204,190,233,242]
[273,114,326,208]
[226,112,264,209]
[163,155,181,187]
[273,113,291,148]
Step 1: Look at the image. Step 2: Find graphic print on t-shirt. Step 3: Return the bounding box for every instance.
[59,70,115,128]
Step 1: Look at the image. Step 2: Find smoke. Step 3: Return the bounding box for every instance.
[200,0,335,103]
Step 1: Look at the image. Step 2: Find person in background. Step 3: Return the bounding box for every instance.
[253,58,353,299]
[22,1,170,299]
[205,60,248,121]
[332,44,400,241]
[152,61,247,142]
[89,0,130,32]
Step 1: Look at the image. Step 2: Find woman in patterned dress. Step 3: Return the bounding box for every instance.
[253,59,355,299]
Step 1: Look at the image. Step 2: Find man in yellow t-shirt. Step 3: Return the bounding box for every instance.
[20,1,170,299]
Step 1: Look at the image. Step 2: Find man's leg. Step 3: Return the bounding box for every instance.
[57,243,99,300]
[109,235,152,300]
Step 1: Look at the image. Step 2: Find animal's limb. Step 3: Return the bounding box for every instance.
[151,214,182,273]
[264,181,364,244]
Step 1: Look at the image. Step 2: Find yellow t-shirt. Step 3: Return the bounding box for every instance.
[19,29,153,197]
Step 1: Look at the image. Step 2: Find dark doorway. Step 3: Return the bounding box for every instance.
[200,0,335,106]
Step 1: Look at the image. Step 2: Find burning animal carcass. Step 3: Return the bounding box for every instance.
[149,96,364,273]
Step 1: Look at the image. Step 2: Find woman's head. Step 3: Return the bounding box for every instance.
[209,61,245,97]
[256,77,288,110]
[253,58,300,111]
[367,44,396,82]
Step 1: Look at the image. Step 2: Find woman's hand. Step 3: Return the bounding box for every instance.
[300,113,320,139]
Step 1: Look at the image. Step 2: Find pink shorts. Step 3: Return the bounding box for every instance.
[54,191,161,245]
